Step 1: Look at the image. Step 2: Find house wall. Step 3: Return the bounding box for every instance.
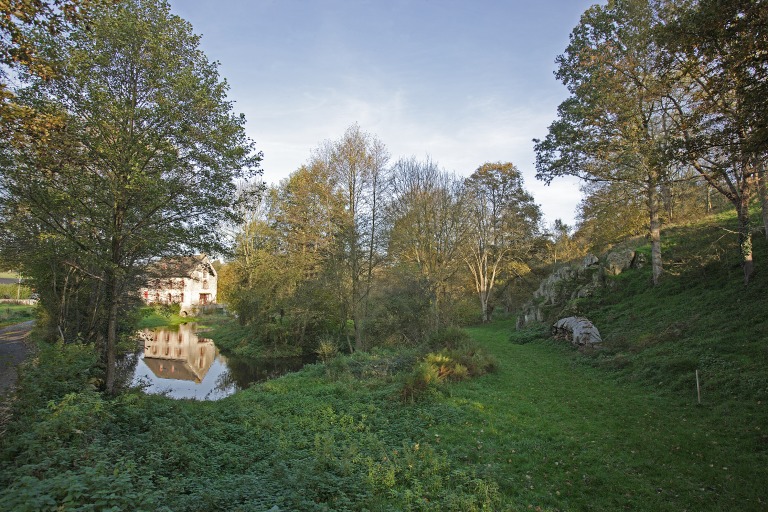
[140,258,217,313]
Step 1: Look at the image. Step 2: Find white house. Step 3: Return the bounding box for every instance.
[140,255,218,315]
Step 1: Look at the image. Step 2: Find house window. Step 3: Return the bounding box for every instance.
[199,293,210,305]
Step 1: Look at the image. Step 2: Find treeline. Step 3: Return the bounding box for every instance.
[535,0,768,285]
[221,125,543,353]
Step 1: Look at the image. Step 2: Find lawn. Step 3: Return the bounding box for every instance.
[3,317,765,511]
[0,304,35,328]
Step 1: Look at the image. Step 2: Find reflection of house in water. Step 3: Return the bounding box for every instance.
[141,323,216,383]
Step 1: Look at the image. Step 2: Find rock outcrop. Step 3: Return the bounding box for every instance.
[552,316,602,346]
[517,243,645,330]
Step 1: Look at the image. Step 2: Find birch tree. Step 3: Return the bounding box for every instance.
[464,163,541,323]
[309,124,389,351]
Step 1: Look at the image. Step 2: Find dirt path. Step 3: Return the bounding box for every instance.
[0,320,34,395]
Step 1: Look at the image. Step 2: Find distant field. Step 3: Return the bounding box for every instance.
[0,304,35,327]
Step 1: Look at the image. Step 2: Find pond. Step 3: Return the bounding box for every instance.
[126,323,314,400]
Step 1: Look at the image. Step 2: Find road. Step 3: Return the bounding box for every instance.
[0,320,34,395]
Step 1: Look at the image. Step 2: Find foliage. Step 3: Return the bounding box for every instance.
[386,157,469,332]
[463,162,542,322]
[566,212,768,402]
[315,337,339,363]
[0,282,32,300]
[4,258,768,511]
[658,0,768,284]
[535,0,672,285]
[0,0,261,392]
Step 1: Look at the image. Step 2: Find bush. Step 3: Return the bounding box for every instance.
[315,337,339,363]
[14,341,101,411]
[427,326,471,350]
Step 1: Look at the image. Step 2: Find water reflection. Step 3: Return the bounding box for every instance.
[141,324,217,383]
[129,323,313,400]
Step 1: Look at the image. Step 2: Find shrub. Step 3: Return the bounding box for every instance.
[400,361,441,403]
[427,326,471,350]
[316,337,339,363]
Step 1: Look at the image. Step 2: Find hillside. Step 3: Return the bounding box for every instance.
[1,213,766,511]
[528,211,768,404]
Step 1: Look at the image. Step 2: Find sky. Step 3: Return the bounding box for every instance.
[168,0,603,227]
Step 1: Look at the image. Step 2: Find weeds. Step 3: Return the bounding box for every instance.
[2,213,767,510]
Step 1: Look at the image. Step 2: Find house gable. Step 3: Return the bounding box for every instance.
[140,254,218,312]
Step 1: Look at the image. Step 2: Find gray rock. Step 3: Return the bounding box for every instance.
[631,252,646,269]
[582,253,599,268]
[605,248,636,276]
[552,316,602,346]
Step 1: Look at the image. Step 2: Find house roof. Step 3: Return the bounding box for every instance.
[142,357,208,383]
[145,254,217,279]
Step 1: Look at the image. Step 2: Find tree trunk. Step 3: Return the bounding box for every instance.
[737,193,754,285]
[479,290,490,323]
[104,271,118,394]
[758,162,768,239]
[648,181,663,286]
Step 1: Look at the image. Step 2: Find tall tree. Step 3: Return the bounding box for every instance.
[0,0,261,392]
[534,0,672,285]
[463,162,541,323]
[309,124,389,351]
[660,0,768,284]
[0,1,113,147]
[387,156,468,330]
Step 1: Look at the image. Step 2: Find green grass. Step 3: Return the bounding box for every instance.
[3,316,765,510]
[0,304,35,328]
[0,284,32,300]
[135,307,199,329]
[1,213,766,510]
[570,212,768,403]
[456,320,767,510]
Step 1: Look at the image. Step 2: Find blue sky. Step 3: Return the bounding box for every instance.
[169,1,602,227]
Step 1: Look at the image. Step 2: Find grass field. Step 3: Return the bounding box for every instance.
[0,304,35,328]
[1,213,766,510]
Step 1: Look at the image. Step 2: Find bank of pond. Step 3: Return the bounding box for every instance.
[126,323,315,400]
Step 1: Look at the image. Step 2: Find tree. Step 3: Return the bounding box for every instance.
[0,0,261,393]
[309,124,389,351]
[386,156,468,330]
[0,1,114,148]
[534,0,672,285]
[547,219,577,265]
[463,163,541,323]
[659,0,768,284]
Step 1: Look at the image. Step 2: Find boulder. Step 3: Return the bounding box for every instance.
[533,265,576,305]
[605,248,636,276]
[582,253,599,268]
[552,316,602,346]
